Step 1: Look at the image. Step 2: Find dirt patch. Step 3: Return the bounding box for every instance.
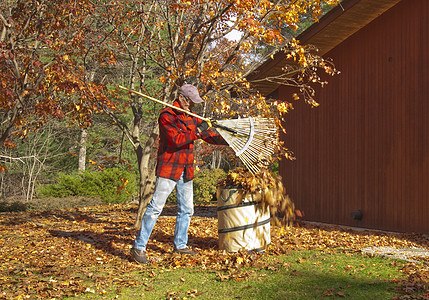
[0,196,105,212]
[362,246,429,263]
[0,197,218,217]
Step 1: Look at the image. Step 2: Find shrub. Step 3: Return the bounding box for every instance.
[167,168,226,203]
[0,201,26,212]
[37,168,137,203]
[193,168,226,203]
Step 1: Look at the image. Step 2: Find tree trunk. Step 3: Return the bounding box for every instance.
[211,149,222,169]
[128,74,161,228]
[78,128,87,172]
[134,126,158,228]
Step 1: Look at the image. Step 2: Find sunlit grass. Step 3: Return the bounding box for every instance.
[72,250,405,299]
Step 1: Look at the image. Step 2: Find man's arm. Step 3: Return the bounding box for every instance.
[159,112,199,147]
[197,121,228,145]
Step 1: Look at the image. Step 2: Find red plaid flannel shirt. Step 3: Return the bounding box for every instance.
[156,101,227,181]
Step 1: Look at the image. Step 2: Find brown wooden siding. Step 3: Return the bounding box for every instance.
[279,0,429,233]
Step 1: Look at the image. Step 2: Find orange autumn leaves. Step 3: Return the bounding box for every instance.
[219,169,296,227]
[0,0,117,147]
[0,203,428,299]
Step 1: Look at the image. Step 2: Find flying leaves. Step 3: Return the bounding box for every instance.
[219,168,295,227]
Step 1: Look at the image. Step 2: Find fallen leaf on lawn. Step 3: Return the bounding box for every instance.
[0,203,428,299]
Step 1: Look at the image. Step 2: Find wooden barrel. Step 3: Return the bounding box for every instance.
[217,186,271,252]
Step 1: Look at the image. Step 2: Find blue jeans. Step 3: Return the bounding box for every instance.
[133,173,194,251]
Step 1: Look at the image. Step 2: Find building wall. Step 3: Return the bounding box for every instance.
[279,0,429,233]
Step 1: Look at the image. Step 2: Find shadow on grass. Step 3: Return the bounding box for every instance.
[49,227,219,263]
[237,267,399,299]
[49,228,135,261]
[48,204,219,263]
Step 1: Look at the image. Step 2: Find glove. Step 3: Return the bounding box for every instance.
[197,120,210,133]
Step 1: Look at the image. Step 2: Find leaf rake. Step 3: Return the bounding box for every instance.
[119,86,278,174]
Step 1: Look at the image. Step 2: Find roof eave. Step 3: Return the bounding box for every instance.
[248,0,402,97]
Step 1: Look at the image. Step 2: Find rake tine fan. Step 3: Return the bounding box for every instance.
[119,85,278,174]
[214,117,278,174]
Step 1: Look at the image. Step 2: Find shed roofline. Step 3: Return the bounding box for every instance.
[248,0,402,96]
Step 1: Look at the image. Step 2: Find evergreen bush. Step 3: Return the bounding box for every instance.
[193,168,226,203]
[167,168,226,203]
[37,168,137,203]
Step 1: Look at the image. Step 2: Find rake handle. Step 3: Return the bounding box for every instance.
[119,85,209,121]
[119,85,239,134]
[212,121,238,135]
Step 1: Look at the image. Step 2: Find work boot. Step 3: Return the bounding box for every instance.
[131,247,149,264]
[174,246,197,255]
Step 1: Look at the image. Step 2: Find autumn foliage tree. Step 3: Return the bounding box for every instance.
[0,0,117,152]
[93,0,340,226]
[1,0,340,227]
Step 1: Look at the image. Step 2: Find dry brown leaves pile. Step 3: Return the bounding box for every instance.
[0,203,428,299]
[218,169,295,227]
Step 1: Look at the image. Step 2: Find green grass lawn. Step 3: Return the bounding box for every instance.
[72,250,405,299]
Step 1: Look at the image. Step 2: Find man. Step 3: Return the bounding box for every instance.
[131,84,227,264]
